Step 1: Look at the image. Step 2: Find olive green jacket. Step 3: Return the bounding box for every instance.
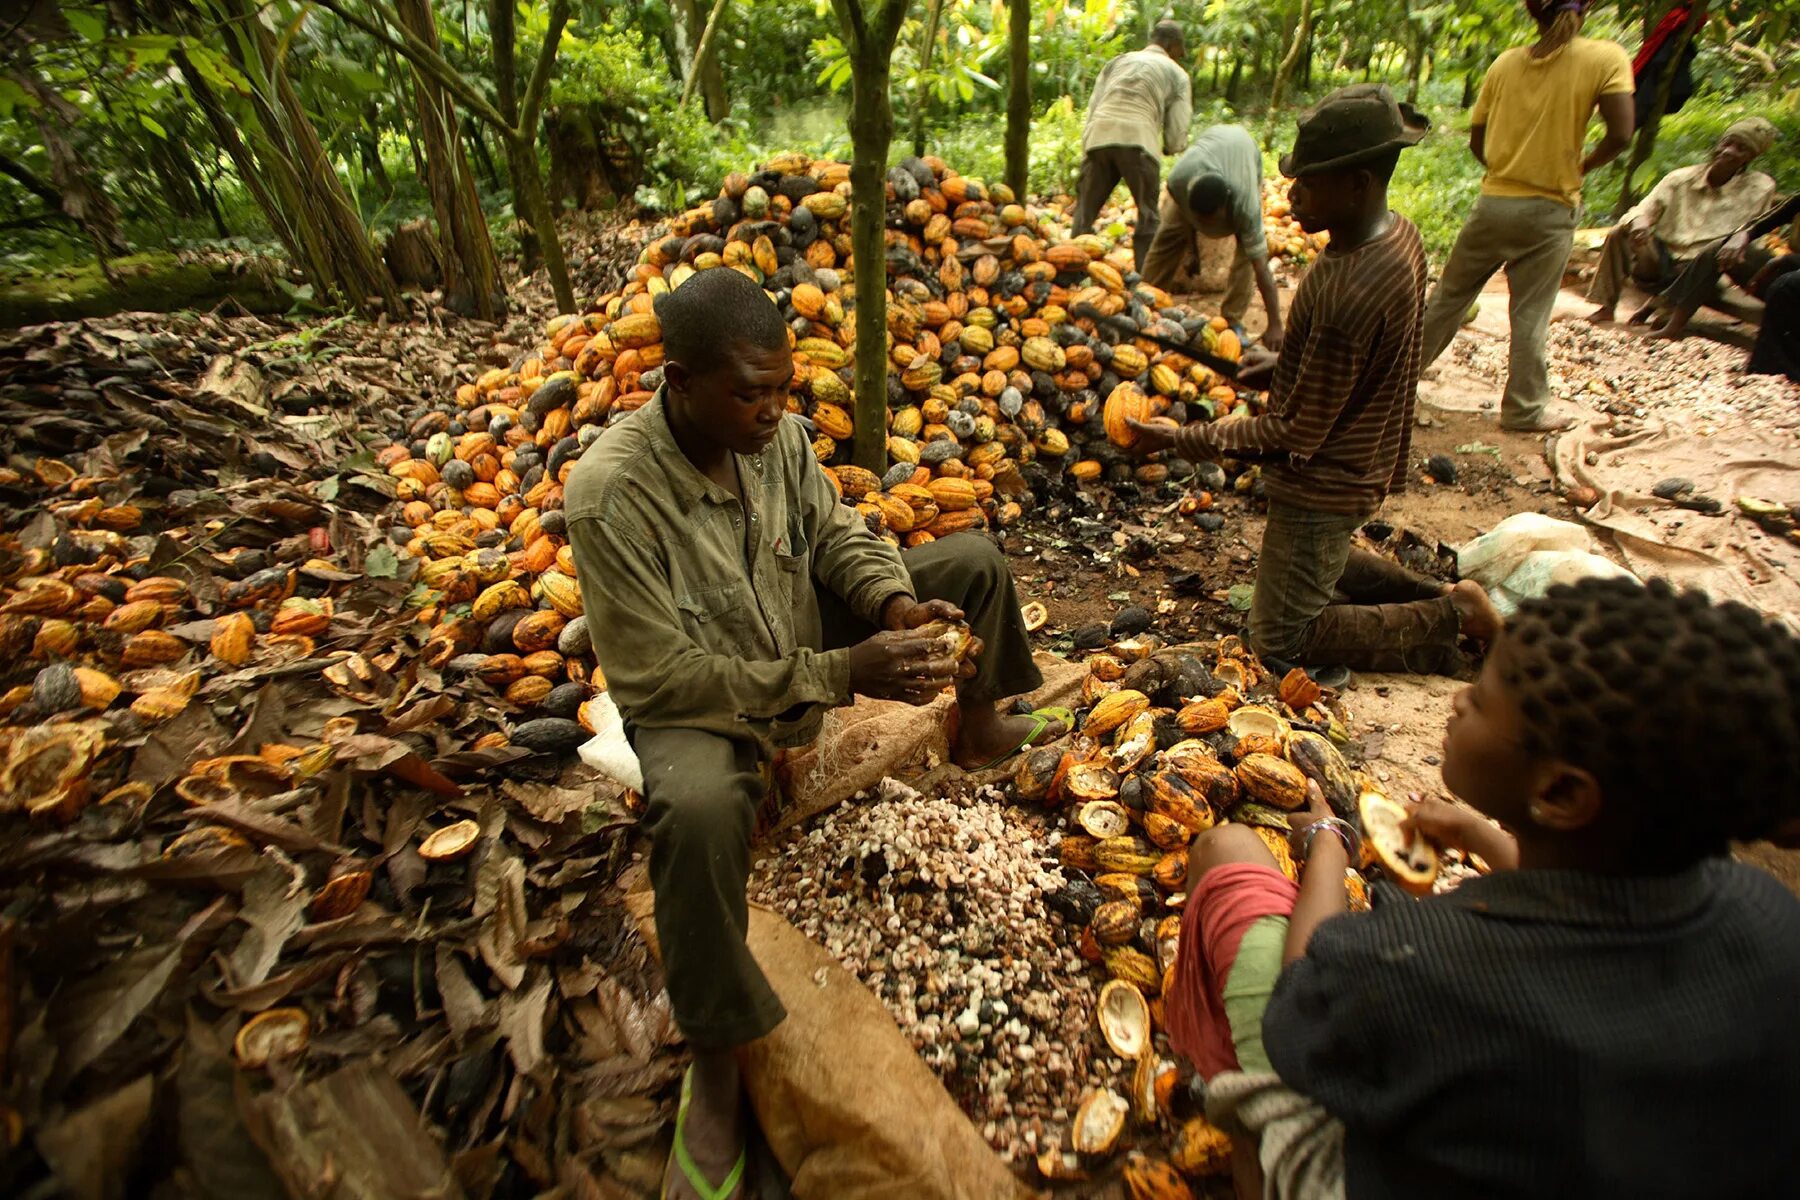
[562,391,912,748]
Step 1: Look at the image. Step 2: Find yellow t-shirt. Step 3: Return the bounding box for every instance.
[1471,37,1634,208]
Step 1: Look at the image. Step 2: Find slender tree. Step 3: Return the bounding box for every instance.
[1004,0,1030,200]
[1267,0,1315,123]
[1613,0,1709,218]
[828,0,911,472]
[677,0,731,115]
[911,0,943,158]
[395,0,505,318]
[152,0,401,314]
[311,0,577,312]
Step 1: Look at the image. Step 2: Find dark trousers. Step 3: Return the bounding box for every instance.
[630,533,1043,1049]
[1659,239,1774,316]
[1073,145,1162,270]
[1748,264,1800,381]
[1250,503,1462,675]
[1586,226,1676,308]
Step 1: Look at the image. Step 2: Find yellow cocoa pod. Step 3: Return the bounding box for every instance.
[472,580,532,623]
[536,571,584,619]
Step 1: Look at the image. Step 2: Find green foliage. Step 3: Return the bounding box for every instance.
[554,18,752,209]
[4,0,1799,280]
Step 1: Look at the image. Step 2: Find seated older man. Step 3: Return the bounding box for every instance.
[1584,117,1778,326]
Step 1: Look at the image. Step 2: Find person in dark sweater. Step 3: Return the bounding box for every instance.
[1130,85,1502,677]
[1166,576,1800,1200]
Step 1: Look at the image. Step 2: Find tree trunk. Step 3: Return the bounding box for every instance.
[384,219,443,290]
[1209,53,1222,95]
[846,48,894,472]
[489,0,576,312]
[1405,21,1427,104]
[465,117,502,191]
[1004,0,1030,200]
[1226,58,1243,102]
[396,0,505,319]
[1613,0,1707,218]
[678,0,731,112]
[1267,0,1315,122]
[175,50,313,275]
[182,0,399,315]
[10,67,127,265]
[912,0,944,158]
[833,0,909,472]
[675,0,729,121]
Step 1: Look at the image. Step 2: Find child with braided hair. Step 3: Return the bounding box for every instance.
[1165,576,1800,1199]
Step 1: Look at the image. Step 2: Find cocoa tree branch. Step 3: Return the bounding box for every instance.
[829,0,867,53]
[677,0,729,109]
[0,150,61,206]
[308,0,511,135]
[871,0,908,46]
[517,0,570,144]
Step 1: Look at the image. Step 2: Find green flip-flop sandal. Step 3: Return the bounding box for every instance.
[971,705,1074,772]
[664,1067,746,1200]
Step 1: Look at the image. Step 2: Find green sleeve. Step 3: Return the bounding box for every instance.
[568,511,851,738]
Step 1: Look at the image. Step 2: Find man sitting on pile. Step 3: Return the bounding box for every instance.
[1139,123,1287,350]
[563,267,1063,1199]
[1584,117,1778,327]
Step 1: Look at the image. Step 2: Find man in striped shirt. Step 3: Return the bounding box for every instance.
[1133,86,1501,676]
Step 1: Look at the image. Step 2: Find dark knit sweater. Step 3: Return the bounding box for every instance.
[1261,859,1800,1199]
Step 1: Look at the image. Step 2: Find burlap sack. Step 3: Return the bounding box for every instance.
[625,893,1035,1200]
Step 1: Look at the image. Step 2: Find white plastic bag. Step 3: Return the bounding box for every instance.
[1457,514,1635,618]
[576,693,643,791]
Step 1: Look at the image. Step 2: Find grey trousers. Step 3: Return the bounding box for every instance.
[1586,226,1676,309]
[1250,503,1463,675]
[631,533,1044,1049]
[1419,195,1578,428]
[1073,145,1163,270]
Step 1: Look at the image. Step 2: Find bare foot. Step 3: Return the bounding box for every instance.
[953,705,1068,769]
[666,1055,747,1200]
[1583,305,1615,324]
[1650,326,1686,342]
[1625,303,1657,326]
[1449,580,1503,644]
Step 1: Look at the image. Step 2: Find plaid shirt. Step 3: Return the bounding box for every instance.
[1175,215,1427,517]
[1264,858,1800,1198]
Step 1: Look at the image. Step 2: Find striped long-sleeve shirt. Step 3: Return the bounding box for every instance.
[1174,214,1428,517]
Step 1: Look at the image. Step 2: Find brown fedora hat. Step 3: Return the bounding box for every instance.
[1279,84,1431,178]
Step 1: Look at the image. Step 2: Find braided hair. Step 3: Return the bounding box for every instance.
[1524,0,1586,55]
[1501,577,1800,866]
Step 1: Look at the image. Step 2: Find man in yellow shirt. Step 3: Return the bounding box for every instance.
[1417,0,1634,432]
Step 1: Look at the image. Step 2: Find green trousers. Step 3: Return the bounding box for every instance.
[630,533,1043,1049]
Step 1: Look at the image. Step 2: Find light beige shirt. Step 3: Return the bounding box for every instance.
[1627,163,1780,260]
[1082,44,1192,161]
